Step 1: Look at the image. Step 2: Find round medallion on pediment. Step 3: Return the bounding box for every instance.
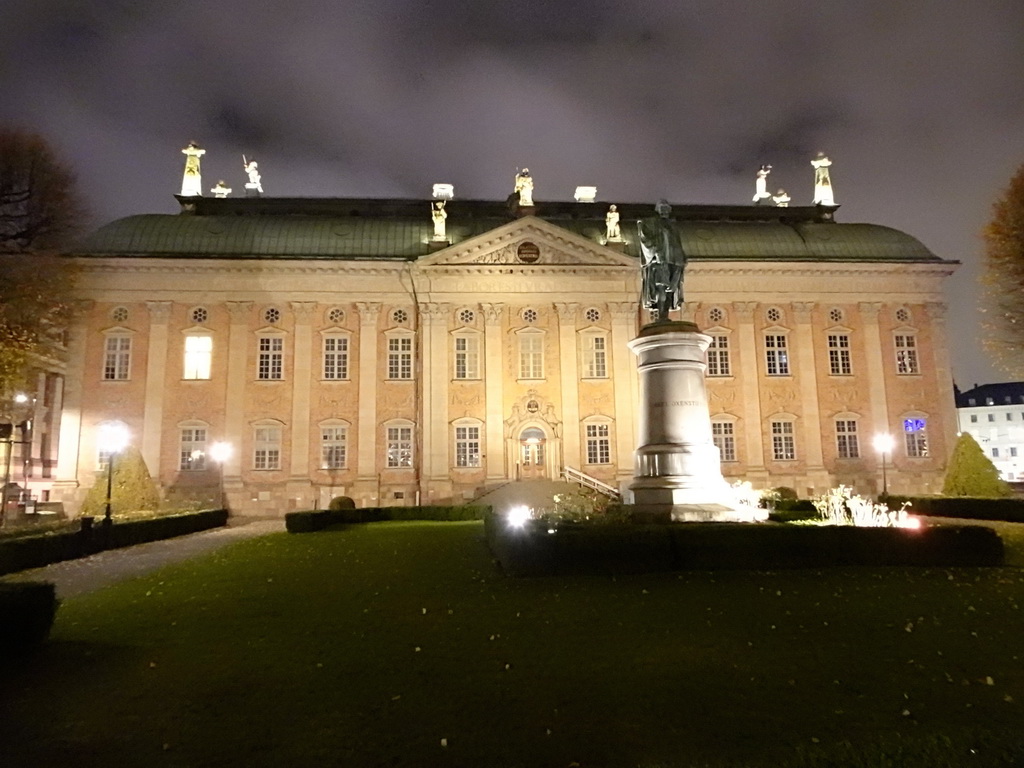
[516,242,541,263]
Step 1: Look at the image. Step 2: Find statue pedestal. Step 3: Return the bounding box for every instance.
[628,321,757,522]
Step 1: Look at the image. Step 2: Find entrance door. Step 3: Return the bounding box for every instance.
[519,427,547,479]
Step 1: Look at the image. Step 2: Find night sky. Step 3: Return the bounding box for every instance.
[3,1,1023,387]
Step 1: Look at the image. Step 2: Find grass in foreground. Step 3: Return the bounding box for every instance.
[1,521,1023,768]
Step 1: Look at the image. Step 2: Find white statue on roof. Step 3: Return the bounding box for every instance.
[211,180,232,198]
[180,141,205,197]
[243,155,263,197]
[752,164,772,204]
[811,153,834,206]
[773,189,790,207]
[432,201,447,241]
[514,168,534,207]
[605,204,622,242]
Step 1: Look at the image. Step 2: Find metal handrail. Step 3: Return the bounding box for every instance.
[562,465,621,500]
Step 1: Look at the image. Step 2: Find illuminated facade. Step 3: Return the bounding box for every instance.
[54,196,959,516]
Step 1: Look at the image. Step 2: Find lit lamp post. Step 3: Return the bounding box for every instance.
[873,433,895,496]
[98,423,130,524]
[209,441,232,511]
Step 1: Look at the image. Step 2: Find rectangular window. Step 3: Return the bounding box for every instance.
[1008,413,1014,421]
[585,424,611,464]
[179,427,208,470]
[970,414,978,423]
[707,334,731,376]
[387,426,413,468]
[253,426,282,470]
[764,334,790,376]
[1011,447,1018,458]
[827,333,852,376]
[895,334,919,375]
[103,335,132,380]
[454,336,480,379]
[388,337,413,380]
[712,421,736,462]
[835,419,860,459]
[321,426,347,469]
[183,335,213,380]
[323,336,349,380]
[903,418,928,458]
[771,420,796,460]
[257,337,283,380]
[455,425,481,467]
[519,334,544,379]
[582,335,608,378]
[993,447,1000,458]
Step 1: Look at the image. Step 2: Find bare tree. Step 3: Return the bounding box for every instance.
[0,128,85,396]
[981,162,1024,377]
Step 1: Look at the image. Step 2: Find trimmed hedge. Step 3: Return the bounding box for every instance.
[885,495,1024,523]
[0,509,229,576]
[0,581,58,652]
[286,504,490,533]
[486,513,1005,576]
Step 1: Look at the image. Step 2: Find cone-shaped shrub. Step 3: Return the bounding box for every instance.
[942,432,1013,498]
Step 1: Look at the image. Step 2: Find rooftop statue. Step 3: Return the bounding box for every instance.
[752,164,772,204]
[773,188,791,207]
[637,200,688,322]
[210,180,232,198]
[431,200,447,241]
[180,141,205,197]
[811,153,834,206]
[514,168,534,207]
[605,204,622,242]
[243,155,263,197]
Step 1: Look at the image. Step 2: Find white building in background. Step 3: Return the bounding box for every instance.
[956,382,1024,480]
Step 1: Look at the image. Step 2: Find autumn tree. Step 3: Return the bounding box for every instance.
[0,128,85,396]
[942,432,1012,498]
[981,162,1024,376]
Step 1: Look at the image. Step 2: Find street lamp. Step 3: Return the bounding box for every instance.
[873,433,895,496]
[98,423,130,523]
[209,441,232,510]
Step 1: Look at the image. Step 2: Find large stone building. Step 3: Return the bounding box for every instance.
[956,381,1024,481]
[53,191,959,516]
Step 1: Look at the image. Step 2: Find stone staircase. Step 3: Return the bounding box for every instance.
[471,479,578,515]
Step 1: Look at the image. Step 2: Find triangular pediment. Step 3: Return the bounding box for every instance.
[419,216,636,268]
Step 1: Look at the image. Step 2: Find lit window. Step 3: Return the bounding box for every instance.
[388,337,413,379]
[103,335,132,380]
[455,425,481,467]
[253,426,282,470]
[454,335,480,379]
[257,336,283,380]
[184,335,212,380]
[519,333,544,379]
[835,419,860,459]
[765,334,790,376]
[707,334,731,376]
[585,423,611,464]
[582,335,607,378]
[321,426,347,469]
[323,336,349,380]
[895,334,919,375]
[903,418,928,458]
[387,425,414,468]
[179,427,207,470]
[771,420,796,460]
[712,421,736,462]
[827,333,852,376]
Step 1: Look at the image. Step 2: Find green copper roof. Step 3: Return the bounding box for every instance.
[74,198,941,263]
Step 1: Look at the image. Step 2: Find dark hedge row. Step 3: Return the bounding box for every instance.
[883,495,1024,523]
[485,514,1005,576]
[0,582,58,652]
[0,509,229,576]
[286,504,489,533]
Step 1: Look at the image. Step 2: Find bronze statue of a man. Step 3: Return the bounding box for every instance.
[637,200,687,321]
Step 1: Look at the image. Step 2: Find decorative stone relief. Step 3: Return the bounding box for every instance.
[766,386,798,409]
[924,302,947,322]
[608,302,636,322]
[356,302,382,325]
[792,302,815,324]
[858,302,883,321]
[226,301,253,324]
[146,301,173,323]
[420,302,449,326]
[708,386,737,410]
[290,301,317,323]
[681,301,701,323]
[733,302,758,323]
[554,302,579,323]
[480,303,504,326]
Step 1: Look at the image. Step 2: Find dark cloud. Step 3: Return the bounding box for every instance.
[2,0,1024,384]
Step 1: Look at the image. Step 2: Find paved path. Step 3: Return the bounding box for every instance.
[0,519,284,599]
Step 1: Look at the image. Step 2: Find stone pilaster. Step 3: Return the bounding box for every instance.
[223,301,252,480]
[141,301,172,483]
[420,302,450,498]
[481,303,505,482]
[733,302,766,475]
[53,301,94,508]
[355,302,381,498]
[609,302,638,479]
[287,302,316,504]
[791,302,827,487]
[554,302,581,468]
[858,302,891,438]
[925,302,957,460]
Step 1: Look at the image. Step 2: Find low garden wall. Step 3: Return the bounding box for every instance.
[485,514,1005,576]
[286,505,489,533]
[0,509,229,576]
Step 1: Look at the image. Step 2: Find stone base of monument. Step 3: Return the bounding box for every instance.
[628,320,765,523]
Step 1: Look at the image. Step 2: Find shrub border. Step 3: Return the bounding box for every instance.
[286,505,489,533]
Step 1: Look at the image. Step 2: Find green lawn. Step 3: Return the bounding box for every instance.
[2,521,1023,767]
